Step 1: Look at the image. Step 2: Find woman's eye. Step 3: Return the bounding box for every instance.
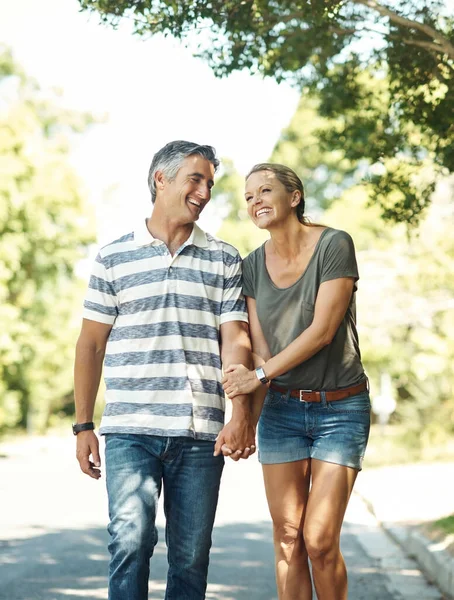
[262,188,270,193]
[245,196,252,202]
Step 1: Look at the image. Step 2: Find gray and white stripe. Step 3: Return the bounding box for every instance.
[83,221,248,440]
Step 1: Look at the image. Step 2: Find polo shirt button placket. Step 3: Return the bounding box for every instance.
[168,265,176,291]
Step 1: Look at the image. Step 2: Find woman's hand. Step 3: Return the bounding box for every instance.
[222,364,261,398]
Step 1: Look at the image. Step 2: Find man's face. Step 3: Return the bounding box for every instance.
[156,155,215,223]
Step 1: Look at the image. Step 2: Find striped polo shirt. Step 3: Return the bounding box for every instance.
[83,219,248,441]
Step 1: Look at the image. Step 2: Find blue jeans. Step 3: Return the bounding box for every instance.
[105,434,224,600]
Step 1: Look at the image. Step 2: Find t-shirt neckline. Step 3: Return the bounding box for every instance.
[261,227,331,291]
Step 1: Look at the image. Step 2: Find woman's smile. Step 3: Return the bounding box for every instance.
[256,207,273,217]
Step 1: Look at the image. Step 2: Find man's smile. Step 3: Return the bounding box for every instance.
[188,197,203,209]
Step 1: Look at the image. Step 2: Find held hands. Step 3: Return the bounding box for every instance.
[214,417,256,461]
[76,430,102,480]
[219,365,262,459]
[222,364,261,398]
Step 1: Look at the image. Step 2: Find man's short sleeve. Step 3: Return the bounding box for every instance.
[320,230,359,285]
[220,251,248,325]
[242,254,255,299]
[83,253,119,325]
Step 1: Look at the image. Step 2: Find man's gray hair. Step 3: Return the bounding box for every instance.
[148,140,220,203]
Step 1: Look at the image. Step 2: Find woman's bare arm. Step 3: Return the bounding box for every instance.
[223,278,355,397]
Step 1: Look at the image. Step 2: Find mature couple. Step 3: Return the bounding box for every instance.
[74,140,370,600]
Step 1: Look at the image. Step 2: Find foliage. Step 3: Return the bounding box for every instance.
[432,514,454,535]
[0,47,96,434]
[78,0,454,223]
[324,177,454,455]
[271,69,446,224]
[215,101,359,253]
[270,96,357,212]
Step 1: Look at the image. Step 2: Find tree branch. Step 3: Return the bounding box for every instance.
[330,27,357,36]
[400,38,454,56]
[351,0,454,59]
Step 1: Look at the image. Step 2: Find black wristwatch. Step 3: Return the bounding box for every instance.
[72,422,95,436]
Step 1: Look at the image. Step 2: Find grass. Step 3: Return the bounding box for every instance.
[432,515,454,535]
[423,514,454,558]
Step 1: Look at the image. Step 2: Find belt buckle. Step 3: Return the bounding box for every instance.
[299,389,312,402]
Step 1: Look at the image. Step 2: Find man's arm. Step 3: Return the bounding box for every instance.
[245,297,271,426]
[74,318,112,479]
[214,320,255,460]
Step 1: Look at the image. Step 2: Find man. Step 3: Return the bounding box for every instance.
[74,140,255,600]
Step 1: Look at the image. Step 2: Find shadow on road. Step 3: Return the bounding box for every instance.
[0,522,276,600]
[0,519,437,599]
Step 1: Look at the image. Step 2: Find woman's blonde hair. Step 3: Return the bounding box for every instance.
[246,163,308,224]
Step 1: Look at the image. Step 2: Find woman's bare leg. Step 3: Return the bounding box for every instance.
[262,459,312,600]
[303,459,358,600]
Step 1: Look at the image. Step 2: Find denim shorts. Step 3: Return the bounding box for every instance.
[258,388,371,470]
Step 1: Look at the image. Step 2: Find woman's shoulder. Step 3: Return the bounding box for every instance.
[318,227,354,247]
[243,242,266,269]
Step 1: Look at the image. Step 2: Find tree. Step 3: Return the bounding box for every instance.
[78,0,453,222]
[324,177,454,456]
[0,47,96,433]
[276,70,445,223]
[270,97,357,212]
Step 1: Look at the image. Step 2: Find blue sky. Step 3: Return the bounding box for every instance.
[0,0,300,241]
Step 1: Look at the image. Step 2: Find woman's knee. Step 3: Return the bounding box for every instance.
[273,521,304,555]
[303,526,339,563]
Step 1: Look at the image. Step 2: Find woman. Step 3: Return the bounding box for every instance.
[222,164,370,600]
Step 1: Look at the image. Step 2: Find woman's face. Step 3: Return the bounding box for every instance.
[245,170,296,229]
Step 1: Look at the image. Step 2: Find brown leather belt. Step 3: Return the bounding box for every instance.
[269,380,368,403]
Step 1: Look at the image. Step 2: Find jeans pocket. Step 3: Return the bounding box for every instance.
[327,392,371,413]
[264,389,283,407]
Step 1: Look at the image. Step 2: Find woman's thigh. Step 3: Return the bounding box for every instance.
[304,459,358,548]
[262,459,311,531]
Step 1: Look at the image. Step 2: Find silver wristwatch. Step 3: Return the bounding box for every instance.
[255,366,269,385]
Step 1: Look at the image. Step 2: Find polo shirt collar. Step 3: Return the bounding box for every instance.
[134,218,162,247]
[134,219,208,248]
[191,223,209,248]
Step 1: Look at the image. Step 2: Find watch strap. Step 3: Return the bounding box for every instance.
[72,421,95,436]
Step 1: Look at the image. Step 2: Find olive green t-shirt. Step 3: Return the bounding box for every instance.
[242,228,365,390]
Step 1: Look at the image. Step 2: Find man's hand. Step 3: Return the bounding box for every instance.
[222,364,261,398]
[214,417,256,461]
[76,430,102,480]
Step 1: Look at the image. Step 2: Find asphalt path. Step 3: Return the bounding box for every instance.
[0,436,443,599]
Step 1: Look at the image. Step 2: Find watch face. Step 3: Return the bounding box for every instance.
[256,367,268,384]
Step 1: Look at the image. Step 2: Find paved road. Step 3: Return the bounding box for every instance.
[0,436,443,599]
